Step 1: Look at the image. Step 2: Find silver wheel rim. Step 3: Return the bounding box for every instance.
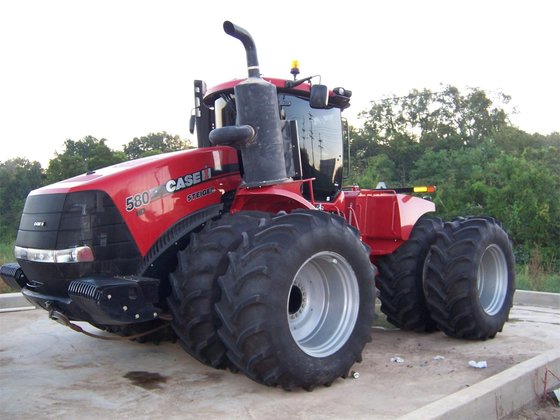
[287,251,359,357]
[477,244,508,316]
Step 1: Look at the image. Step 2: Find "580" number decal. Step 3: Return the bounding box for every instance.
[125,191,150,212]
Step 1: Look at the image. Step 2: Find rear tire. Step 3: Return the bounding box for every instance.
[376,216,443,332]
[167,211,269,368]
[216,210,376,390]
[423,217,515,339]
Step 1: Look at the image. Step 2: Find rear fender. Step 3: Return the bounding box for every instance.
[230,180,315,214]
[350,190,435,256]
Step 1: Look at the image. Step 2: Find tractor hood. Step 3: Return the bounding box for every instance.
[34,147,238,195]
[21,147,241,257]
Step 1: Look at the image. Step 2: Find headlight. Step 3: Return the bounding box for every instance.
[15,245,95,263]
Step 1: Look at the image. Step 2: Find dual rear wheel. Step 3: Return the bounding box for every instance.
[423,217,515,339]
[376,217,443,332]
[377,216,515,340]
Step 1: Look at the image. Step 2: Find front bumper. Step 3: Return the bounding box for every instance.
[0,263,27,290]
[1,262,161,326]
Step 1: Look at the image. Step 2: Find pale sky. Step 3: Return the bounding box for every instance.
[1,0,558,168]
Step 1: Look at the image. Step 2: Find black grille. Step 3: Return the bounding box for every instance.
[68,280,101,302]
[15,190,141,294]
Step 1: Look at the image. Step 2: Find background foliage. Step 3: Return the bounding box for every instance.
[0,158,43,241]
[123,132,189,160]
[348,85,559,279]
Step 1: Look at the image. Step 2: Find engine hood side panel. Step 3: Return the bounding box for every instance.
[27,147,241,256]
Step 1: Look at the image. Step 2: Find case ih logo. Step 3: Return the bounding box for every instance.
[165,168,212,193]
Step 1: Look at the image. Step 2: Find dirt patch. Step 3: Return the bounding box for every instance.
[506,399,559,419]
[124,371,168,390]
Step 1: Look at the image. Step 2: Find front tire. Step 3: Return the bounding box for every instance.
[167,212,269,368]
[423,217,515,339]
[216,210,376,390]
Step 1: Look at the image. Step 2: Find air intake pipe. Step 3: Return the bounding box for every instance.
[216,21,288,187]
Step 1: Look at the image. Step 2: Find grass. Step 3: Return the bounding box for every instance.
[0,241,14,263]
[515,246,560,293]
[516,266,560,293]
[0,241,15,293]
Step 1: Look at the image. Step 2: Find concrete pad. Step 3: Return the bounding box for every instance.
[0,292,35,313]
[399,347,560,420]
[514,290,560,308]
[0,301,559,419]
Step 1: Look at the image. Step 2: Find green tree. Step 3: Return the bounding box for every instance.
[46,136,125,183]
[352,154,397,189]
[0,158,43,241]
[411,141,499,218]
[353,85,510,186]
[479,154,560,249]
[123,132,190,160]
[411,138,559,261]
[384,86,508,149]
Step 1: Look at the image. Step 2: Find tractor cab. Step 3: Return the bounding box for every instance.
[192,76,352,203]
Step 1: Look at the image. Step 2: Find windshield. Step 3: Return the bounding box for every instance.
[213,92,344,202]
[279,94,343,202]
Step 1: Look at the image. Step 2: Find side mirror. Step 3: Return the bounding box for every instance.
[189,114,196,134]
[310,84,328,109]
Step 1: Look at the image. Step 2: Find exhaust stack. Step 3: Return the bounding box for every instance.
[223,21,260,78]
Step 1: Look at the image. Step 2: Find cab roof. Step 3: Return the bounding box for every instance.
[204,77,351,110]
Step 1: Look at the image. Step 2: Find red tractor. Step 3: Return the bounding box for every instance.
[1,21,515,390]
